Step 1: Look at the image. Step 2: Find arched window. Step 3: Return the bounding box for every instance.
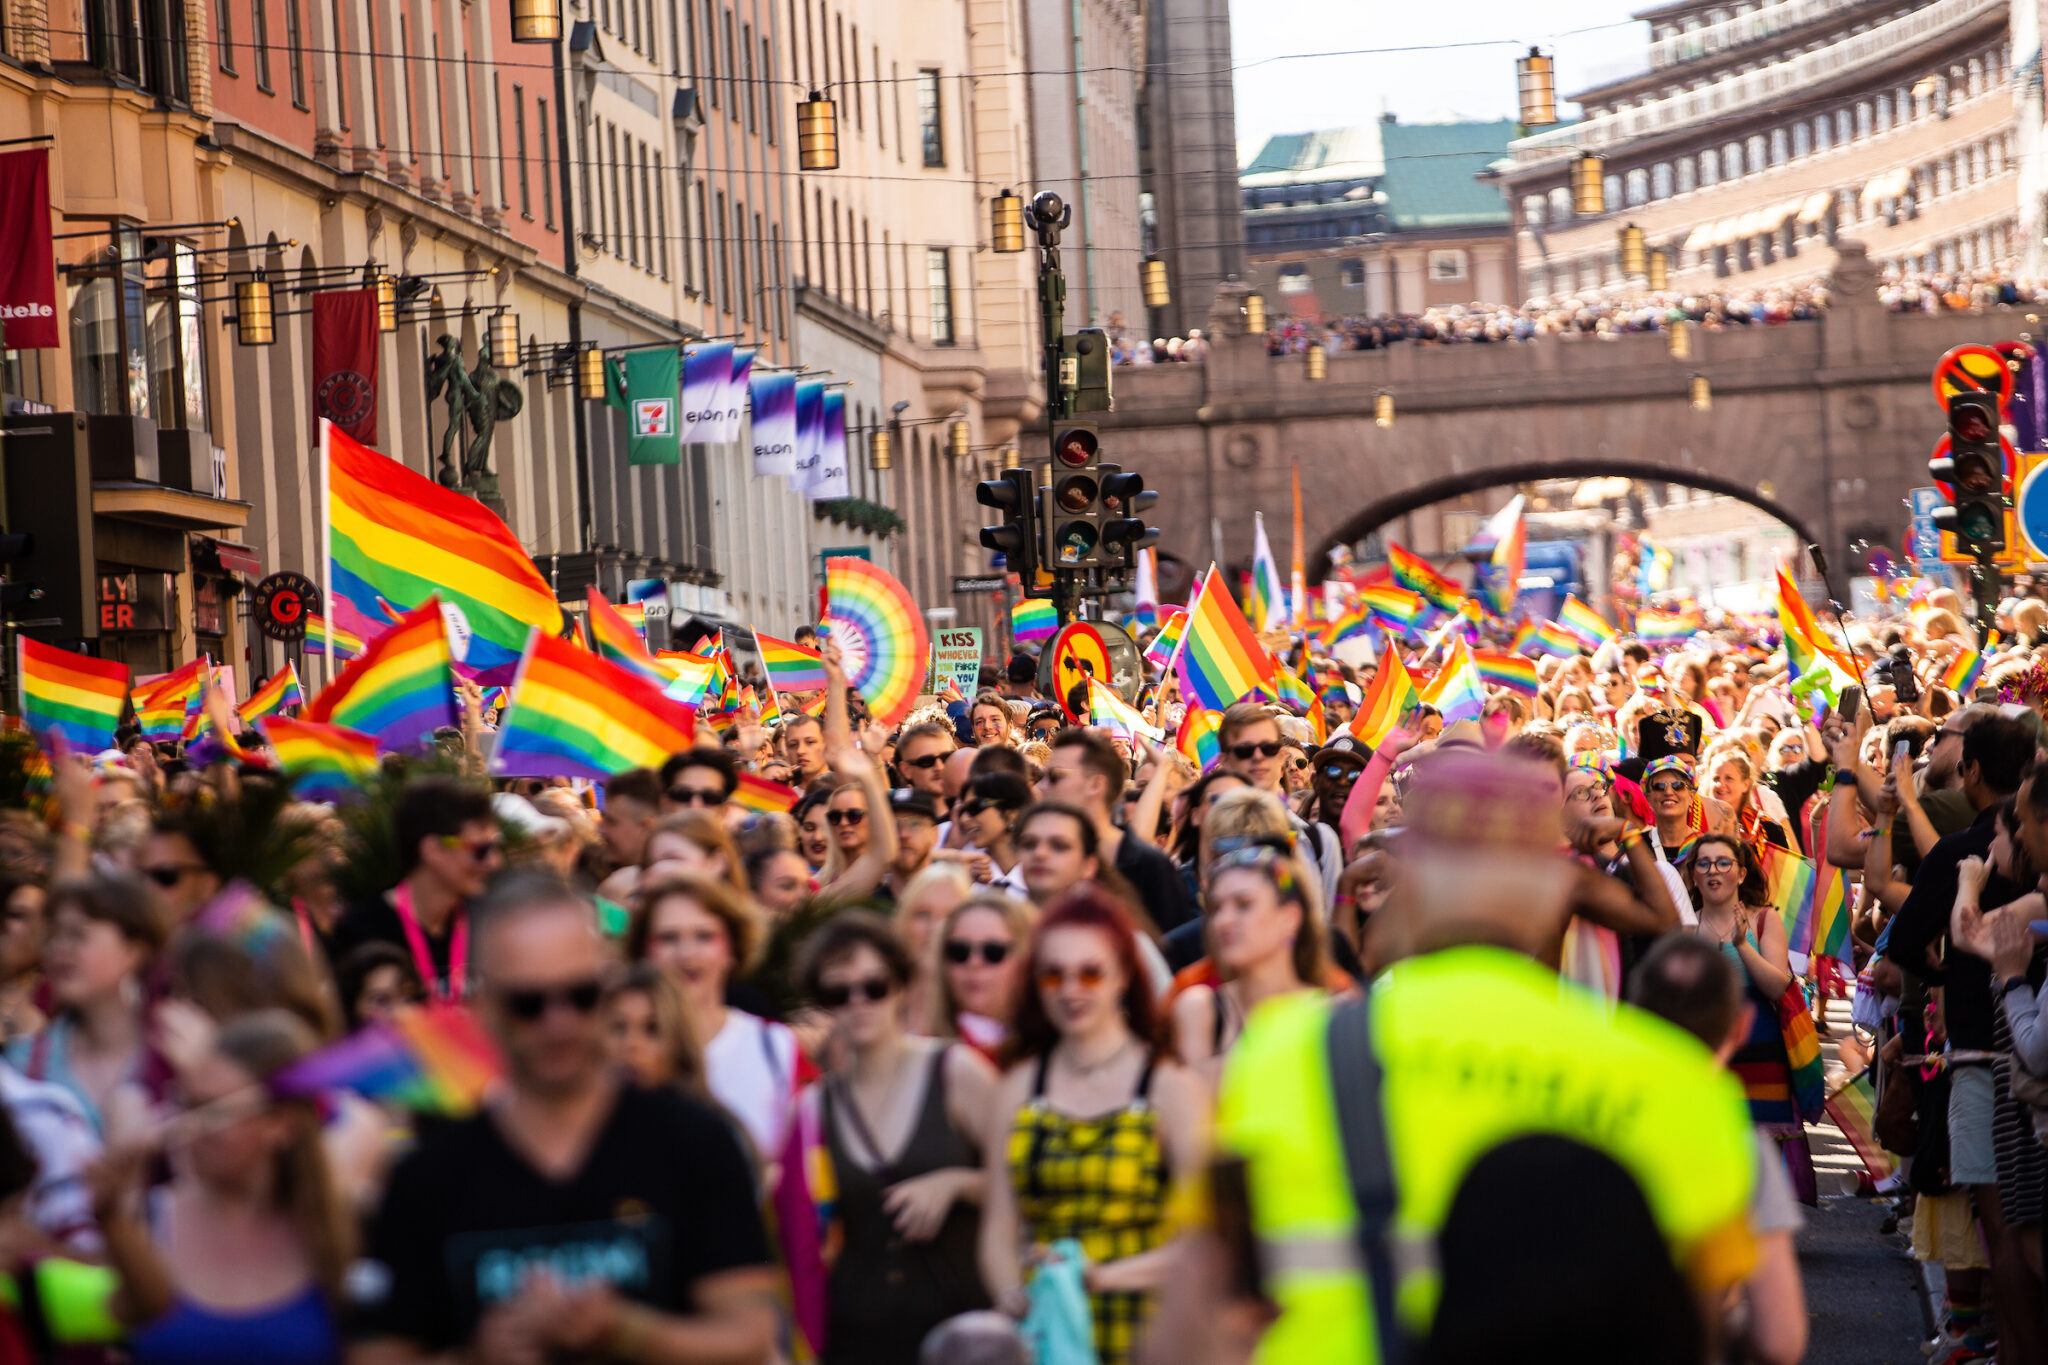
[1746,134,1766,169]
[1626,168,1649,206]
[1651,162,1674,198]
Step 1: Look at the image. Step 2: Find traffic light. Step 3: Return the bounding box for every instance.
[1099,466,1158,565]
[1929,390,2007,553]
[976,468,1038,583]
[1046,424,1110,570]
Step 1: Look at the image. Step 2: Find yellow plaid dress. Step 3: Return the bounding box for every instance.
[1006,1052,1168,1365]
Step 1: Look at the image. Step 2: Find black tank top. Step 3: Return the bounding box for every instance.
[821,1047,990,1365]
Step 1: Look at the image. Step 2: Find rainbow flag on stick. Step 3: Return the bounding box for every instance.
[1349,651,1420,748]
[1087,678,1162,741]
[1360,585,1427,637]
[1812,866,1851,962]
[1471,649,1539,697]
[1177,565,1276,710]
[732,771,799,814]
[1176,706,1222,771]
[302,612,363,660]
[658,650,721,706]
[494,630,699,779]
[1248,513,1287,630]
[1823,1069,1896,1181]
[261,715,379,803]
[271,1004,502,1115]
[237,662,304,724]
[1319,602,1374,650]
[1481,495,1526,617]
[324,420,562,685]
[134,658,206,743]
[1557,595,1616,648]
[303,600,458,753]
[1762,844,1819,959]
[1144,609,1188,667]
[1635,606,1702,644]
[1776,568,1860,683]
[1941,637,1991,697]
[1419,639,1487,723]
[1526,621,1582,659]
[585,589,668,686]
[1386,543,1464,613]
[1012,598,1058,644]
[757,632,828,691]
[18,639,129,751]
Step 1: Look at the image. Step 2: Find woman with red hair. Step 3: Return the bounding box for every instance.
[977,885,1209,1365]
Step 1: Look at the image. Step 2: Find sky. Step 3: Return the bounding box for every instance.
[1228,0,1651,162]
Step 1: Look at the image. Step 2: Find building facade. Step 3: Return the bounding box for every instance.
[1138,0,1244,340]
[1497,0,2016,300]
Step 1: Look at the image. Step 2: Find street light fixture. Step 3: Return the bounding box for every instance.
[1572,153,1605,215]
[1142,258,1170,308]
[1243,293,1266,334]
[374,273,398,332]
[1001,447,1020,470]
[234,276,275,345]
[577,346,607,399]
[1375,390,1394,427]
[488,311,521,366]
[991,190,1026,253]
[1666,318,1691,360]
[868,426,893,470]
[1305,343,1326,381]
[948,418,971,458]
[510,0,560,41]
[1619,223,1646,278]
[798,92,839,170]
[1516,48,1557,126]
[1690,374,1712,410]
[1647,248,1669,291]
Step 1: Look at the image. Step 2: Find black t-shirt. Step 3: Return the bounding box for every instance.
[1114,833,1195,932]
[327,894,462,995]
[353,1082,772,1351]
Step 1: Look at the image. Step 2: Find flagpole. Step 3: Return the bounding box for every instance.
[1289,460,1306,627]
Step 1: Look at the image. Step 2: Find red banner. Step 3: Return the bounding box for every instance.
[0,150,58,349]
[311,288,378,445]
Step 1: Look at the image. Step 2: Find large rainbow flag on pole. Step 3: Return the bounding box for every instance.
[584,589,668,687]
[1386,543,1464,614]
[494,630,700,779]
[1248,512,1288,630]
[1177,565,1276,710]
[303,600,458,752]
[323,420,563,686]
[1775,567,1859,683]
[18,639,129,751]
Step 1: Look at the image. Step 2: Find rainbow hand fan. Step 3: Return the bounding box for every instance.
[822,558,929,727]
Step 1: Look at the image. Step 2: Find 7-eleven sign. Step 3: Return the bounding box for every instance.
[634,397,673,437]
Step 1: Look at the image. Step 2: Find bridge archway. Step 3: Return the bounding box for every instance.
[1310,458,1839,599]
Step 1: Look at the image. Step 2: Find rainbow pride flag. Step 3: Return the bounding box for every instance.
[1386,543,1463,613]
[134,658,206,743]
[1635,606,1702,644]
[237,662,304,724]
[1941,639,1990,697]
[1557,595,1615,647]
[1177,565,1276,710]
[585,589,667,687]
[1420,640,1487,723]
[1482,496,1526,617]
[494,629,699,779]
[302,612,363,661]
[271,1003,502,1115]
[1763,844,1819,957]
[1087,678,1161,741]
[1471,649,1539,697]
[1526,620,1582,659]
[1812,866,1851,961]
[1012,597,1057,644]
[1359,585,1427,637]
[1248,512,1287,630]
[1350,650,1420,748]
[324,421,562,685]
[1144,609,1188,667]
[303,601,458,753]
[1508,620,1539,656]
[1775,568,1859,683]
[757,632,828,691]
[1176,706,1222,771]
[658,650,722,706]
[732,771,799,814]
[1319,602,1374,649]
[1824,1070,1896,1181]
[18,639,128,751]
[260,715,379,803]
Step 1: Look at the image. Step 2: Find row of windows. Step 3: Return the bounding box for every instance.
[1524,43,2009,228]
[1887,221,2019,275]
[212,0,306,107]
[496,84,556,226]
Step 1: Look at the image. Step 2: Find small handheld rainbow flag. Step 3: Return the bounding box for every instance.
[302,612,364,661]
[1359,586,1426,637]
[271,1003,502,1115]
[1386,543,1464,613]
[1481,496,1526,617]
[1941,638,1990,698]
[237,662,304,724]
[1319,602,1374,649]
[756,632,828,691]
[1419,640,1486,723]
[303,601,458,753]
[260,715,380,803]
[495,629,699,779]
[134,658,206,743]
[1350,650,1420,748]
[1557,595,1615,648]
[1776,568,1860,683]
[1812,865,1851,961]
[1635,606,1702,644]
[1087,677,1162,741]
[1012,598,1058,644]
[1823,1069,1896,1181]
[1526,620,1582,659]
[585,589,667,687]
[1248,513,1288,630]
[732,771,799,814]
[1762,844,1819,958]
[1144,609,1188,667]
[479,686,508,715]
[1471,649,1539,697]
[1177,565,1276,710]
[18,639,129,752]
[658,650,722,706]
[1508,620,1539,656]
[1176,706,1222,771]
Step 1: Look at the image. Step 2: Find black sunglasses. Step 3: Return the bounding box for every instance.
[898,753,946,770]
[958,798,1015,818]
[142,863,202,889]
[944,939,1010,965]
[668,786,726,807]
[1228,741,1284,761]
[817,976,893,1007]
[1320,763,1362,782]
[499,978,604,1021]
[826,808,867,826]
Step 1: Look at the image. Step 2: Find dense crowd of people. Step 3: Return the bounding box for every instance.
[0,571,2042,1364]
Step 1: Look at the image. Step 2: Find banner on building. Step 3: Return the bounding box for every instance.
[681,341,733,445]
[713,347,754,445]
[0,150,58,348]
[806,390,850,500]
[790,381,826,494]
[310,288,379,444]
[609,347,681,466]
[749,371,798,476]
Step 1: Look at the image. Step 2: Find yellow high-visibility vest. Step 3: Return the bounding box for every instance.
[1218,945,1757,1364]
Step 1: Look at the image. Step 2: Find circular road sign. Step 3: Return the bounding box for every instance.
[1932,344,2014,411]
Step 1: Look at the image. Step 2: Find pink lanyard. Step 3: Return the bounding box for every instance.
[393,884,468,1002]
[291,898,317,959]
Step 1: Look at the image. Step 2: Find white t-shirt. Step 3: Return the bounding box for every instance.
[704,1010,799,1159]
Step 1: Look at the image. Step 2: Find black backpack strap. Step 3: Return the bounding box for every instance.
[1325,995,1410,1365]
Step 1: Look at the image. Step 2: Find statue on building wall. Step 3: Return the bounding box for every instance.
[425,333,523,516]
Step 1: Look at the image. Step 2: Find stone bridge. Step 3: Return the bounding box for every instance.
[1094,245,2018,600]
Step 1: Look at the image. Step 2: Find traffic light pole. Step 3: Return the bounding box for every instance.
[1027,192,1084,627]
[1972,544,1999,642]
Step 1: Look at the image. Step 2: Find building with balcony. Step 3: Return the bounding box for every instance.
[1496,0,2016,302]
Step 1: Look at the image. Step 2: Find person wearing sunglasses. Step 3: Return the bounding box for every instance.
[1680,834,1811,1199]
[790,912,999,1365]
[628,872,796,1164]
[329,779,500,1005]
[1215,704,1345,910]
[135,808,223,926]
[953,772,1033,898]
[980,886,1208,1365]
[930,893,1033,1057]
[659,747,740,820]
[1641,755,1711,873]
[91,1009,353,1365]
[358,874,776,1365]
[809,749,901,907]
[1305,735,1368,833]
[894,723,957,812]
[1171,842,1331,1078]
[1035,729,1193,933]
